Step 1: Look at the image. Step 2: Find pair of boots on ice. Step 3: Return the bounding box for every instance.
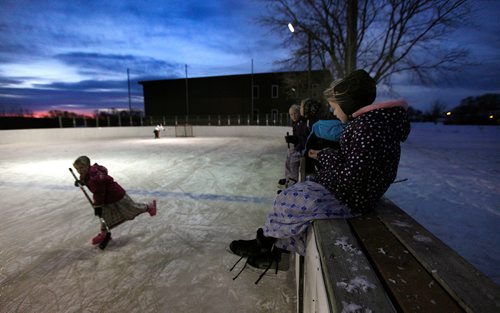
[91,200,157,245]
[229,228,289,284]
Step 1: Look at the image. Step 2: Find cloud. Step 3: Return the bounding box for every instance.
[0,0,498,115]
[54,52,183,78]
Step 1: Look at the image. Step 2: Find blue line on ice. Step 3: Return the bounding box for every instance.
[0,181,273,204]
[128,188,273,204]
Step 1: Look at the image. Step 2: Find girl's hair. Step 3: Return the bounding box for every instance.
[289,104,300,113]
[73,156,90,167]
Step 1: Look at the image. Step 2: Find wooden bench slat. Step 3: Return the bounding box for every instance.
[313,219,397,313]
[349,213,465,312]
[375,198,500,313]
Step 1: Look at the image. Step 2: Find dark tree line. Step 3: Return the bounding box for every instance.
[407,94,499,124]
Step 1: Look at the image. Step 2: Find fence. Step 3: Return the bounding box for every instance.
[148,113,290,127]
[0,113,292,130]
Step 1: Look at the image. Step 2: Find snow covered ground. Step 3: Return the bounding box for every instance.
[386,123,500,285]
[0,123,498,313]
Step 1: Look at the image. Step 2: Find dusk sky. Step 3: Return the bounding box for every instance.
[0,0,499,117]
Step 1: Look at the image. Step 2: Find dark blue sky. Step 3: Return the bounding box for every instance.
[0,0,499,116]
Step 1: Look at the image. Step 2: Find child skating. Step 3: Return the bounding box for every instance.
[72,155,157,248]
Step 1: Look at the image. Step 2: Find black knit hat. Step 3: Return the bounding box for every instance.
[323,69,376,116]
[301,98,324,119]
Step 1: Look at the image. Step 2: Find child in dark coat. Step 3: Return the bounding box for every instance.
[230,69,410,262]
[281,104,309,187]
[73,156,157,245]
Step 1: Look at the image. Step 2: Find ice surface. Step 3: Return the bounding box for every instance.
[0,123,499,313]
[0,137,295,313]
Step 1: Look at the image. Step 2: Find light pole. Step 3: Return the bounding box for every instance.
[127,68,132,126]
[288,22,312,97]
[185,64,189,122]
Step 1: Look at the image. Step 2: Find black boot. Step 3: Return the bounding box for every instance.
[229,228,276,257]
[247,247,290,284]
[247,248,290,271]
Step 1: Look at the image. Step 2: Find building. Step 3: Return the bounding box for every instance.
[139,70,331,123]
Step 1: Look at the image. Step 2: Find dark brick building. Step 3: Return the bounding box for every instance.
[139,70,331,120]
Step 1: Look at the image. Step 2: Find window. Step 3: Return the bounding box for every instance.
[252,85,260,99]
[271,85,279,98]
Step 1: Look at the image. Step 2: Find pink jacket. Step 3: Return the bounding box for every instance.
[352,99,409,118]
[82,163,126,205]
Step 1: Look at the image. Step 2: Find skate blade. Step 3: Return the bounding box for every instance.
[98,233,112,250]
[247,253,290,272]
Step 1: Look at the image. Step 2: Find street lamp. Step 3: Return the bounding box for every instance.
[288,22,312,97]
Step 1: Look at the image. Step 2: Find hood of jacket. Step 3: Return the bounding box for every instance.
[89,163,108,178]
[352,100,410,143]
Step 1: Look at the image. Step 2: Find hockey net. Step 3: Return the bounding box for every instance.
[175,124,194,137]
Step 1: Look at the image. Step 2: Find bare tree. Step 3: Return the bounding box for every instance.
[259,0,471,84]
[427,99,448,123]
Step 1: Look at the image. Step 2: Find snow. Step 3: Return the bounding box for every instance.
[341,301,373,313]
[334,237,363,255]
[336,276,376,293]
[0,123,498,312]
[386,123,500,285]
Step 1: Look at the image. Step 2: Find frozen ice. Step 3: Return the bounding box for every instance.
[0,135,295,313]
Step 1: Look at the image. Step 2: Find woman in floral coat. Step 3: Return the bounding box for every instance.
[230,69,411,262]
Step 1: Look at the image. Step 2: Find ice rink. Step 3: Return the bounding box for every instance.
[0,127,296,313]
[1,123,499,313]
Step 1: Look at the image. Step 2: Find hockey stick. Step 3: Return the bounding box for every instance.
[69,168,111,249]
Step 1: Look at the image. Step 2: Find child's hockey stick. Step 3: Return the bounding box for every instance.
[69,168,111,249]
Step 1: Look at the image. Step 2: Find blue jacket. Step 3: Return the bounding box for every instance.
[310,119,345,142]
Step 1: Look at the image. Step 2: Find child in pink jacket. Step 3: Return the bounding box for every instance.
[73,156,157,245]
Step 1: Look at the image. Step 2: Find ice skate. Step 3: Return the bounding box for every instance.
[92,230,111,245]
[148,200,157,216]
[247,248,290,272]
[229,228,276,258]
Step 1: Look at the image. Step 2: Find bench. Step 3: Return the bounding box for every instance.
[295,159,500,313]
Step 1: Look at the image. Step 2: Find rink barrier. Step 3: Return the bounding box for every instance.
[0,126,290,145]
[296,158,500,313]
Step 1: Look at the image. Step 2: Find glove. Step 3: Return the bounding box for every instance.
[74,180,82,187]
[285,135,298,145]
[94,207,103,217]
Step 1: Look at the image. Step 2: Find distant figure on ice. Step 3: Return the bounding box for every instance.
[154,123,165,139]
[73,156,157,246]
[229,69,410,271]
